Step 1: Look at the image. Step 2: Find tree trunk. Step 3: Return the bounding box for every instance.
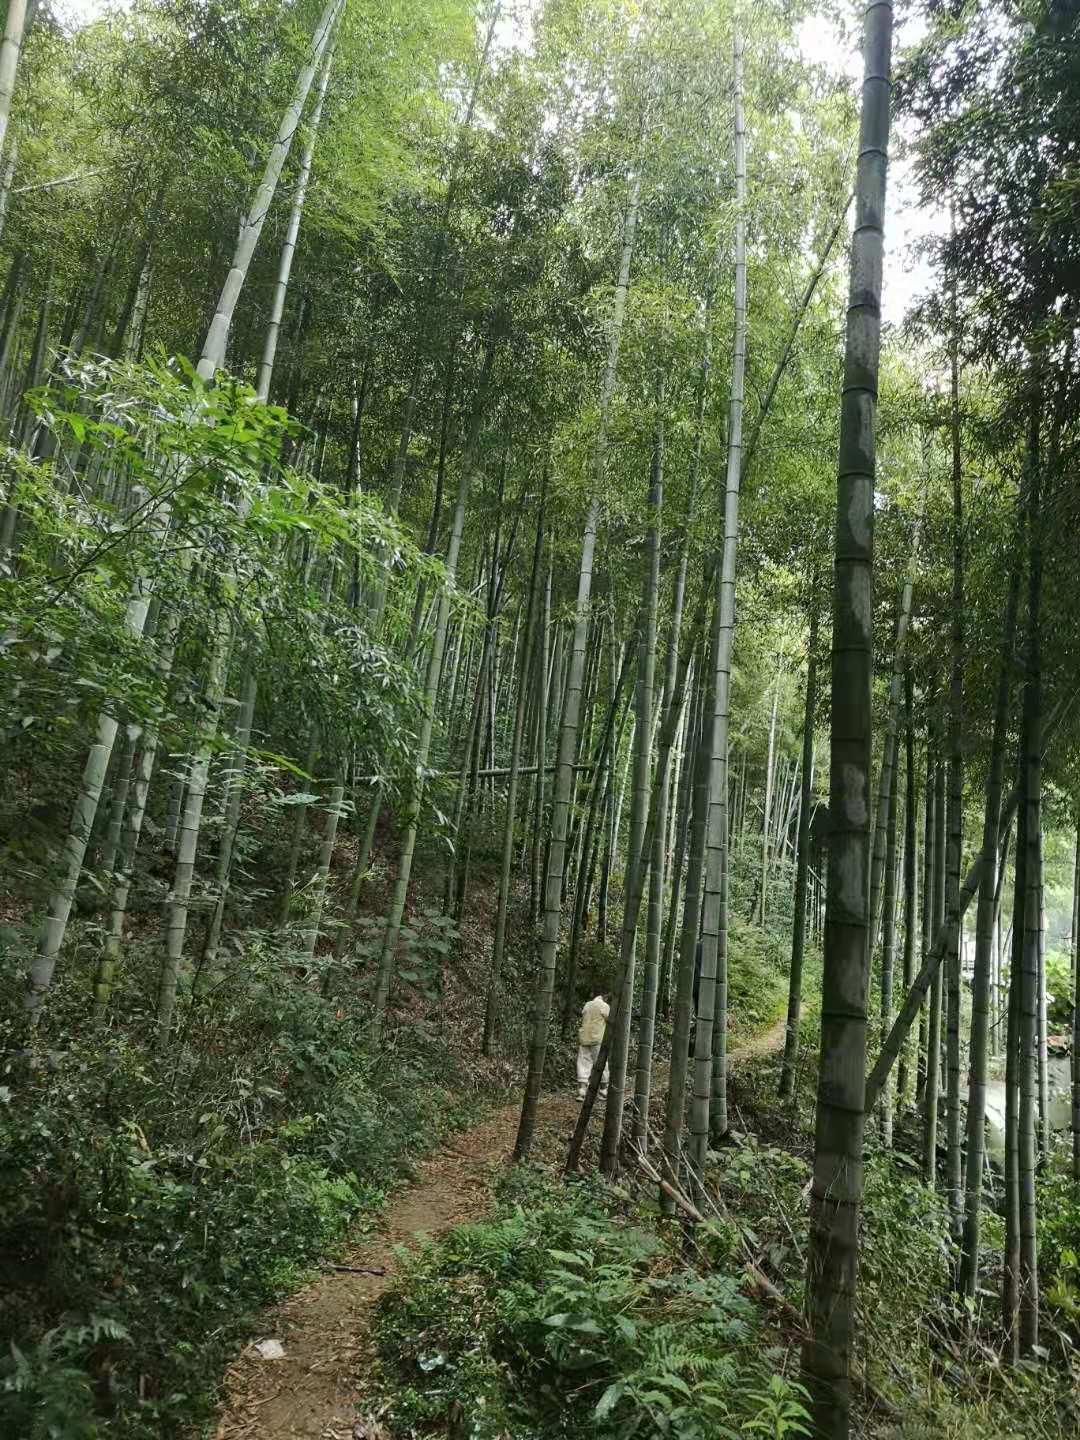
[0,135,17,250]
[779,589,819,1098]
[1073,812,1080,1183]
[199,0,340,380]
[867,510,923,955]
[603,378,663,1170]
[924,720,947,1183]
[156,612,231,1047]
[944,331,965,1232]
[658,670,699,1018]
[26,526,167,1019]
[300,774,346,959]
[256,34,334,401]
[1037,826,1049,1157]
[801,0,893,1427]
[958,553,1020,1297]
[91,613,182,1019]
[514,173,639,1161]
[1018,402,1042,1357]
[17,256,53,449]
[878,733,900,1145]
[1003,758,1027,1357]
[660,643,711,1208]
[484,494,545,1054]
[687,22,747,1182]
[529,564,551,928]
[757,662,780,927]
[200,666,258,969]
[0,0,28,168]
[897,670,918,1106]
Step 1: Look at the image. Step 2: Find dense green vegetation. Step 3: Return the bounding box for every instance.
[1,919,495,1436]
[0,0,1079,1436]
[373,1045,1080,1440]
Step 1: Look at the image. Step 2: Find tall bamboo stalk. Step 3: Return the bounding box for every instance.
[199,0,340,381]
[483,496,544,1054]
[1073,812,1080,1183]
[514,173,639,1160]
[801,0,893,1426]
[603,381,663,1170]
[944,320,965,1231]
[687,20,747,1183]
[0,0,28,167]
[897,671,918,1105]
[878,740,900,1144]
[256,35,335,401]
[779,590,819,1099]
[1018,402,1043,1356]
[959,554,1020,1298]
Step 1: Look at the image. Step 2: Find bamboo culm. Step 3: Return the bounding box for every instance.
[687,22,747,1189]
[779,591,819,1099]
[514,173,639,1161]
[801,0,893,1427]
[958,553,1020,1298]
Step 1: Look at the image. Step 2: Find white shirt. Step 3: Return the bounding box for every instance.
[579,995,610,1045]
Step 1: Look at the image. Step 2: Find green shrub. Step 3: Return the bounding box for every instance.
[1038,1163,1080,1332]
[0,926,483,1437]
[373,1167,811,1439]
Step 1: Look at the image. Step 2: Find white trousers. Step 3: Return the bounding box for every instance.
[576,1042,609,1097]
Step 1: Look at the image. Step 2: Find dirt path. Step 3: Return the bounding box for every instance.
[730,1014,787,1062]
[212,1022,786,1440]
[212,1089,579,1440]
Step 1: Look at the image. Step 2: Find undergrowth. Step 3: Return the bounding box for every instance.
[725,914,796,1045]
[373,1165,812,1439]
[726,1048,1080,1438]
[0,925,489,1438]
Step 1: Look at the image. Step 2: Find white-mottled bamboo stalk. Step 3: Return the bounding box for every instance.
[0,0,28,167]
[199,0,340,381]
[27,516,168,1020]
[92,615,183,1019]
[201,666,259,968]
[0,135,17,249]
[301,775,347,958]
[256,35,334,401]
[601,385,662,1173]
[156,612,231,1047]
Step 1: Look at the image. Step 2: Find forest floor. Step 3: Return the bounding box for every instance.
[211,1020,787,1440]
[210,1087,580,1440]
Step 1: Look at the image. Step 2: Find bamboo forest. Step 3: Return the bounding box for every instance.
[3,0,1080,1435]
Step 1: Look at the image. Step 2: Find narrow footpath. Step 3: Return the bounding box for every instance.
[212,1090,579,1440]
[212,1023,784,1440]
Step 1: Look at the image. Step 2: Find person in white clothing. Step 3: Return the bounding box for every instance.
[577,993,610,1100]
